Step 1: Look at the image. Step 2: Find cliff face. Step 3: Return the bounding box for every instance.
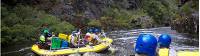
[171,0,199,38]
[171,11,198,38]
[29,0,146,30]
[32,0,142,20]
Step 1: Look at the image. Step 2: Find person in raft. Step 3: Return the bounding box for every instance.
[38,25,51,49]
[134,34,158,56]
[158,34,176,56]
[85,28,102,45]
[69,31,78,47]
[38,34,50,49]
[70,29,86,47]
[91,28,102,45]
[83,28,93,45]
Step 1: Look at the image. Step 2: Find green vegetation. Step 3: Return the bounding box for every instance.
[1,5,75,46]
[145,0,179,26]
[86,0,179,29]
[1,0,198,45]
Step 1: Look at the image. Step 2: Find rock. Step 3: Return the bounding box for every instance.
[83,52,101,56]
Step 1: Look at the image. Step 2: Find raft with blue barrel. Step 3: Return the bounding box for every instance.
[31,37,113,55]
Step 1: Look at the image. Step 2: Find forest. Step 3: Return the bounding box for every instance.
[1,0,198,47]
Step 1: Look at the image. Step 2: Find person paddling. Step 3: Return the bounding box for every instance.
[91,28,102,44]
[158,34,176,56]
[83,28,93,45]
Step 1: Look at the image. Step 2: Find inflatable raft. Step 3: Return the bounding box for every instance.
[159,48,199,56]
[31,38,113,55]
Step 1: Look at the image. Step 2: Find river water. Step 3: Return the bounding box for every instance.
[1,27,199,56]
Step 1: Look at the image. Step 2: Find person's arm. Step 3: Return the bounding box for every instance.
[71,35,77,46]
[94,35,102,42]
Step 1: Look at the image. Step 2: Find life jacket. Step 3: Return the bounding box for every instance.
[67,35,72,43]
[89,34,99,44]
[84,33,93,42]
[39,35,45,43]
[158,48,169,56]
[92,34,100,44]
[90,34,95,39]
[70,34,78,45]
[58,33,68,40]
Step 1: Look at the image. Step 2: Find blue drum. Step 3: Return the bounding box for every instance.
[61,40,69,49]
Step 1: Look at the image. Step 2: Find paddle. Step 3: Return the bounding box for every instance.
[101,30,110,45]
[102,30,107,38]
[102,30,116,53]
[76,29,81,53]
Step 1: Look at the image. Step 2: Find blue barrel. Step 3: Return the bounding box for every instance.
[61,40,69,49]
